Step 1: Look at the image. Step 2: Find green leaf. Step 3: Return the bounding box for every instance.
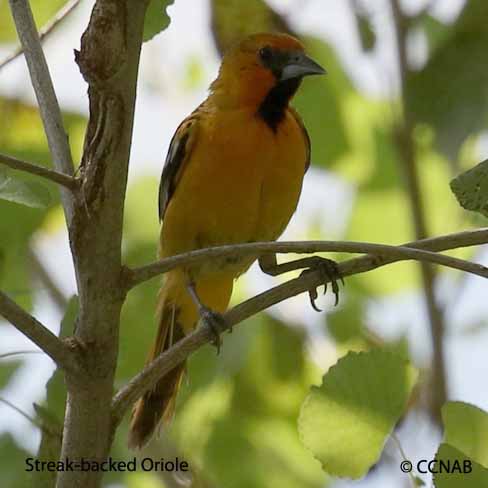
[450,159,488,218]
[298,349,418,479]
[0,360,21,390]
[0,434,30,488]
[406,0,488,159]
[442,401,488,468]
[434,443,488,488]
[0,170,50,208]
[143,0,174,43]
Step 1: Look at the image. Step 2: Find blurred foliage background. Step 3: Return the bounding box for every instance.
[1,0,488,487]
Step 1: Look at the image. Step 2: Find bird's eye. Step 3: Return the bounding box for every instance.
[259,46,273,63]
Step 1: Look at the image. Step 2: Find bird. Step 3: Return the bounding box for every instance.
[128,32,339,449]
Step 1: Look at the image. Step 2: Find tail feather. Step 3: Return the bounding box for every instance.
[127,269,234,449]
[128,292,186,449]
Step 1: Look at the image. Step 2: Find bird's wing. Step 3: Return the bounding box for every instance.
[158,108,201,222]
[290,107,311,172]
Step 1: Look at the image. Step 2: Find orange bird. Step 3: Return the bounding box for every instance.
[128,33,337,448]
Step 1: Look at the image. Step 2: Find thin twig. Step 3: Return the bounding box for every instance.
[127,228,488,288]
[0,153,78,190]
[0,397,44,431]
[391,0,448,422]
[0,0,81,70]
[0,350,42,359]
[8,0,76,224]
[112,227,488,423]
[391,433,419,488]
[0,397,61,439]
[0,290,77,373]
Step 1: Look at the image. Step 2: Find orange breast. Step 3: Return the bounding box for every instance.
[159,107,307,275]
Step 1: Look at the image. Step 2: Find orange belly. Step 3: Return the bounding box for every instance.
[159,107,307,277]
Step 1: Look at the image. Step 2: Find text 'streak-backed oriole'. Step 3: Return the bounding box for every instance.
[128,32,337,449]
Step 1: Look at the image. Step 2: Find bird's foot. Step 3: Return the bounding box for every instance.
[199,306,228,354]
[299,257,344,311]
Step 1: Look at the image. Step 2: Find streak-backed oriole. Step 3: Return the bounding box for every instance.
[128,32,329,449]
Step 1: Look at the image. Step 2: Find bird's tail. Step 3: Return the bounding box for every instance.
[128,270,189,449]
[128,269,233,449]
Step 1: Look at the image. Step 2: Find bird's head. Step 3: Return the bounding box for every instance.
[210,33,326,110]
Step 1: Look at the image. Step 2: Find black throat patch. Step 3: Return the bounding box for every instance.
[258,78,301,132]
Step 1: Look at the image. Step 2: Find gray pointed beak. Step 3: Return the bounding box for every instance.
[280,52,327,81]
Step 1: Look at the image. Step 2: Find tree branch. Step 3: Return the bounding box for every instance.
[0,153,79,190]
[112,227,488,424]
[126,228,488,289]
[391,0,448,422]
[8,0,76,225]
[0,290,77,373]
[0,0,81,70]
[54,1,149,486]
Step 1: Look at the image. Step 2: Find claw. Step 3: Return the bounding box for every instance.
[331,279,339,306]
[188,282,228,354]
[301,257,343,311]
[200,307,227,355]
[308,287,321,312]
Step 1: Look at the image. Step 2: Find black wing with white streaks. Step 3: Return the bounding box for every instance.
[158,112,200,221]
